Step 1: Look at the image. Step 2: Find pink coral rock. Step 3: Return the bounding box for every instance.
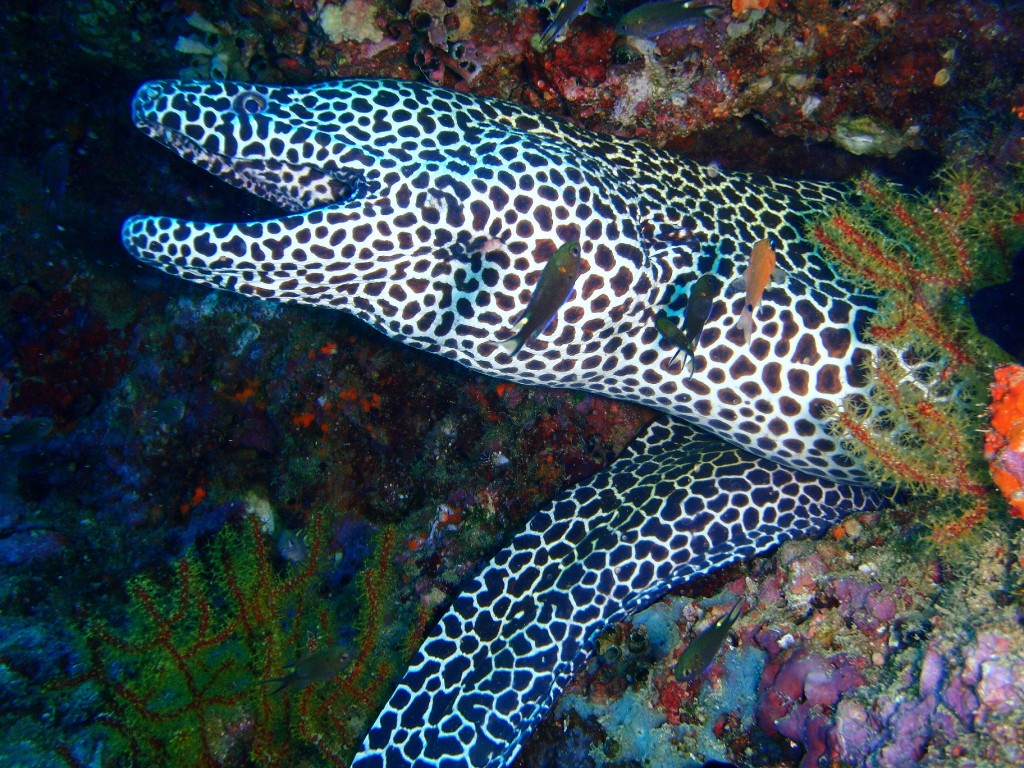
[758,649,866,767]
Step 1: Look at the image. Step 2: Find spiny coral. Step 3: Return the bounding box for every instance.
[53,512,418,766]
[811,168,1023,543]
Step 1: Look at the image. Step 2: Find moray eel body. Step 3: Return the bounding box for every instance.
[122,78,886,767]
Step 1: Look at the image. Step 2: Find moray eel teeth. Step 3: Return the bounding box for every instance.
[122,77,889,768]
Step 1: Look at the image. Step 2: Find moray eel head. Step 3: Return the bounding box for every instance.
[128,80,375,211]
[121,78,652,382]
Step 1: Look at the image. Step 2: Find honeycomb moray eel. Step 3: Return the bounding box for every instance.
[121,78,886,767]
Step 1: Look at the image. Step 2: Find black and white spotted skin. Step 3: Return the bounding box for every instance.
[356,419,881,768]
[122,78,886,767]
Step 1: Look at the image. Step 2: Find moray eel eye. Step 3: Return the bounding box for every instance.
[232,91,266,115]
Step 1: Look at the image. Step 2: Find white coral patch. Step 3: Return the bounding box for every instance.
[318,0,384,45]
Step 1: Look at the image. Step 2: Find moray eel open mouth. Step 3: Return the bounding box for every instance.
[129,80,373,215]
[121,77,875,488]
[141,122,367,213]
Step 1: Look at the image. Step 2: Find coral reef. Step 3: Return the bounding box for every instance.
[522,511,1024,768]
[18,0,1016,162]
[174,12,257,81]
[812,168,1023,541]
[0,0,1021,766]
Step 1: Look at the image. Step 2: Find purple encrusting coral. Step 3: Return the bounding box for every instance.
[835,626,1024,767]
[758,649,867,768]
[0,0,1022,765]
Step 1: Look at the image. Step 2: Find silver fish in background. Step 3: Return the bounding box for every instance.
[616,1,723,38]
[535,0,591,50]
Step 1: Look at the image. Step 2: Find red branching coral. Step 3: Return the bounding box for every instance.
[811,168,1021,542]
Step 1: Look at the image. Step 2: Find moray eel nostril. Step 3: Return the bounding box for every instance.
[123,77,887,767]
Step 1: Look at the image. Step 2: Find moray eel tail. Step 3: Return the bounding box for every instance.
[351,418,883,767]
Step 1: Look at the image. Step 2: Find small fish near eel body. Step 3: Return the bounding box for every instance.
[674,596,745,681]
[538,0,721,48]
[534,0,591,50]
[681,272,719,347]
[654,272,719,376]
[655,310,695,368]
[501,240,584,356]
[678,272,719,372]
[735,237,783,345]
[122,77,892,768]
[616,0,724,38]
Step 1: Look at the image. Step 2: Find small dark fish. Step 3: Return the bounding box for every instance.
[656,273,718,375]
[260,646,350,695]
[501,241,584,356]
[0,417,53,447]
[681,272,717,347]
[40,142,70,222]
[675,596,744,682]
[536,0,590,50]
[655,311,695,372]
[616,1,723,38]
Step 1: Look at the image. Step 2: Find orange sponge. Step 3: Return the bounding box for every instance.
[986,364,1024,517]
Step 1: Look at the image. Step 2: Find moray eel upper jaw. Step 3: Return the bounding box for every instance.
[130,80,378,212]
